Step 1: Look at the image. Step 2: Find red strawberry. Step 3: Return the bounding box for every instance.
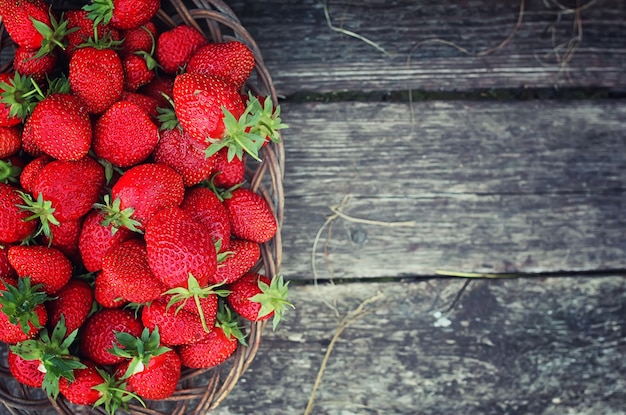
[100,239,168,304]
[13,47,58,82]
[69,46,124,114]
[120,91,160,120]
[98,163,185,231]
[155,24,207,74]
[78,209,134,272]
[0,182,37,244]
[227,273,292,330]
[212,239,260,285]
[59,361,105,405]
[180,186,231,251]
[93,100,159,167]
[7,349,45,387]
[141,299,209,346]
[79,308,143,366]
[84,0,160,30]
[40,218,83,262]
[64,9,121,59]
[19,154,51,194]
[212,147,245,188]
[223,187,277,243]
[187,41,255,90]
[123,53,156,91]
[93,271,125,309]
[46,279,93,336]
[172,72,245,146]
[0,0,52,50]
[119,22,158,57]
[25,93,92,161]
[0,277,49,344]
[19,119,44,157]
[8,245,73,295]
[0,126,22,159]
[144,207,217,289]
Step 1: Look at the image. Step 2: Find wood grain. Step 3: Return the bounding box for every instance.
[278,100,626,279]
[210,275,626,415]
[229,0,626,95]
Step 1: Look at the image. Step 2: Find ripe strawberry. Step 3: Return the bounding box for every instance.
[59,361,105,405]
[64,9,121,59]
[98,163,185,231]
[212,239,260,285]
[8,245,73,295]
[18,154,51,194]
[172,72,245,146]
[0,72,38,127]
[0,0,52,50]
[93,100,159,167]
[120,91,159,120]
[177,304,245,369]
[112,328,180,400]
[122,53,156,91]
[0,182,37,244]
[141,299,208,346]
[144,207,217,289]
[187,41,255,90]
[155,24,207,74]
[79,308,143,366]
[25,93,92,161]
[0,277,49,344]
[46,279,93,336]
[13,47,58,82]
[119,22,158,57]
[153,107,217,186]
[84,0,160,30]
[78,209,134,272]
[180,186,231,251]
[0,126,22,159]
[212,147,245,188]
[20,155,105,238]
[40,218,83,263]
[222,187,277,243]
[7,349,45,387]
[19,119,44,157]
[93,271,125,309]
[69,46,124,114]
[100,239,168,304]
[227,273,292,330]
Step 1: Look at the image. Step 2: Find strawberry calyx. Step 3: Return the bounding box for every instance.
[0,277,50,335]
[110,327,170,380]
[156,94,182,132]
[83,0,115,27]
[163,274,230,333]
[0,159,23,184]
[216,301,247,346]
[30,10,77,58]
[93,194,143,235]
[250,274,293,330]
[245,93,288,145]
[16,191,60,241]
[0,73,41,121]
[9,316,86,399]
[92,367,146,415]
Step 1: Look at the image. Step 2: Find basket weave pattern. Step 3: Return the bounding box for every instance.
[0,0,284,413]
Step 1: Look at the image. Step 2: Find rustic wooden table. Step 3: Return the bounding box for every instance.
[1,0,625,414]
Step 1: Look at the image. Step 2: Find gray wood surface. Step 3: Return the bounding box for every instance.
[279,100,626,280]
[211,275,626,415]
[230,0,626,95]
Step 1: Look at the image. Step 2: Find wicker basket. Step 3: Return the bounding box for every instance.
[0,0,284,413]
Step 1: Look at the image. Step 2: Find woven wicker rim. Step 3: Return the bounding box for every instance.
[0,0,284,413]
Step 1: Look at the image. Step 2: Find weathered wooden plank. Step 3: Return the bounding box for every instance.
[229,0,626,94]
[211,275,626,415]
[278,100,626,279]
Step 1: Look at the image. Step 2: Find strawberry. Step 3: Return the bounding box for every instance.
[84,0,160,31]
[7,349,45,387]
[69,45,124,114]
[112,328,180,400]
[153,106,217,186]
[119,22,158,57]
[122,53,156,91]
[0,182,37,244]
[212,239,260,285]
[46,279,93,336]
[10,317,86,398]
[0,72,38,127]
[93,100,159,167]
[18,154,51,194]
[222,187,277,243]
[155,24,207,74]
[78,209,134,272]
[13,47,59,82]
[211,147,245,188]
[64,9,121,59]
[79,308,143,366]
[177,304,245,369]
[19,118,44,157]
[97,163,185,231]
[0,0,53,51]
[40,218,83,262]
[20,155,105,238]
[24,93,92,161]
[93,271,125,309]
[144,207,217,289]
[0,277,49,344]
[187,41,255,90]
[180,186,231,251]
[0,126,22,159]
[100,239,168,304]
[227,273,292,330]
[120,91,160,120]
[8,245,73,295]
[172,72,245,146]
[141,299,209,346]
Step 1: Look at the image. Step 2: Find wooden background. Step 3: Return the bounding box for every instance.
[1,0,625,414]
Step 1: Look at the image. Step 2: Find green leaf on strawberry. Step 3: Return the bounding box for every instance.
[250,274,293,331]
[92,367,146,415]
[0,159,22,184]
[0,72,40,120]
[0,277,50,335]
[93,194,143,235]
[16,191,60,241]
[110,327,170,381]
[217,301,247,346]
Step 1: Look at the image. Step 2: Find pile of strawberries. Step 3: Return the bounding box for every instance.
[0,0,290,412]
